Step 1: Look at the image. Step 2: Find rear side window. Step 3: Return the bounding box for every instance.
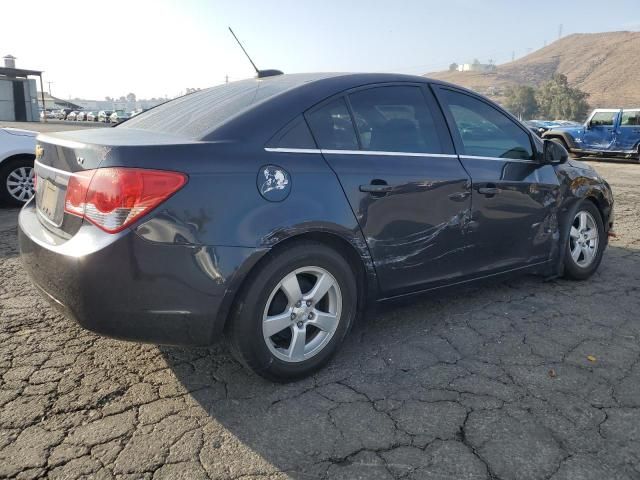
[440,89,533,160]
[590,111,617,127]
[348,86,442,153]
[306,98,359,150]
[269,116,317,149]
[621,110,640,126]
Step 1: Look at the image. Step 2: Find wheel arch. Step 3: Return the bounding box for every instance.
[583,193,610,233]
[543,131,576,150]
[1,152,36,166]
[216,230,377,338]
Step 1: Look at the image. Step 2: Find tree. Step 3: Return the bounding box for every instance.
[504,85,538,120]
[126,92,136,103]
[449,62,458,72]
[535,74,590,121]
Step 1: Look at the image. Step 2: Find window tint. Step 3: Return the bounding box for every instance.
[306,98,359,150]
[441,89,533,160]
[348,86,442,153]
[621,110,640,126]
[590,111,617,127]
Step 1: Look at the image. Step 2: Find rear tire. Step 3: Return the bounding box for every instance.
[227,241,357,382]
[0,157,35,206]
[563,201,605,280]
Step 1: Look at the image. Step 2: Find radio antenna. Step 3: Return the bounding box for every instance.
[229,27,259,76]
[228,27,283,79]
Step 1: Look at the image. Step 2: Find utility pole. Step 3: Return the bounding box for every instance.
[225,75,229,83]
[47,81,53,96]
[558,24,563,40]
[511,51,515,62]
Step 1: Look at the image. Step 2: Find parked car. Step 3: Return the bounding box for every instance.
[109,110,132,124]
[19,73,614,381]
[130,108,148,117]
[86,112,99,122]
[0,127,36,205]
[525,120,560,137]
[76,111,87,121]
[56,108,73,120]
[98,110,113,123]
[39,110,56,120]
[66,111,79,121]
[543,108,640,161]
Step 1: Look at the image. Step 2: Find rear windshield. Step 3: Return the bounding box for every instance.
[120,74,336,140]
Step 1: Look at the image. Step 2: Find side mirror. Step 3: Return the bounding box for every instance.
[543,139,569,164]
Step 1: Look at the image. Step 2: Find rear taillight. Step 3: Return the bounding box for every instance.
[64,168,187,233]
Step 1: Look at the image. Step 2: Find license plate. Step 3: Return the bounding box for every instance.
[39,180,59,221]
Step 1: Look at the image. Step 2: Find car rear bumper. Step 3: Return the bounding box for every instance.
[18,202,261,346]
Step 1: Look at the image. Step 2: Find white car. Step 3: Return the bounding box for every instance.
[0,127,37,205]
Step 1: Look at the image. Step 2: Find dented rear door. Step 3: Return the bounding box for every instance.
[306,85,474,296]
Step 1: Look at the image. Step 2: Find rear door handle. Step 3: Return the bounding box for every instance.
[359,184,393,194]
[448,191,471,202]
[478,186,500,195]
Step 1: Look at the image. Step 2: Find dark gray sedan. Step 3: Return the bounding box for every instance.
[19,73,614,381]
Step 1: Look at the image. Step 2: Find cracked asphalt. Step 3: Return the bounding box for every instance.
[1,160,639,480]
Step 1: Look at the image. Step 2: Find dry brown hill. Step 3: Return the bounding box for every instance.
[427,31,640,109]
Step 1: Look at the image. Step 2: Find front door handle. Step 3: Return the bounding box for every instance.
[478,186,500,195]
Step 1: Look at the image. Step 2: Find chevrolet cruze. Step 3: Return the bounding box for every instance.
[19,73,614,381]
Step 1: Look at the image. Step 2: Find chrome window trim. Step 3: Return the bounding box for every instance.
[264,147,322,154]
[263,148,536,163]
[264,147,457,158]
[459,155,536,164]
[322,150,457,158]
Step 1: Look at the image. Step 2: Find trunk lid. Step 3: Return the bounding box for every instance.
[34,128,197,236]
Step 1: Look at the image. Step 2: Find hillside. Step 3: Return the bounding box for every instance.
[428,31,640,109]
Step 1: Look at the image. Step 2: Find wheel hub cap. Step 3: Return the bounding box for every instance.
[569,210,599,268]
[262,266,342,363]
[6,166,35,202]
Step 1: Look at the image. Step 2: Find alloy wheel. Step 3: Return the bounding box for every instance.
[262,266,342,363]
[6,166,35,203]
[569,210,599,268]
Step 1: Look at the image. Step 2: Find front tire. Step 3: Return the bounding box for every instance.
[227,241,357,382]
[563,201,605,280]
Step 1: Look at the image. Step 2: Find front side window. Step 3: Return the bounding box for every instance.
[620,110,640,126]
[348,86,442,153]
[306,98,359,150]
[590,111,617,127]
[441,89,533,160]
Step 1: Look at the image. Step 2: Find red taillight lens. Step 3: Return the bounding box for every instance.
[64,168,187,233]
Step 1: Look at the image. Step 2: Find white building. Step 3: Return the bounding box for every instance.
[457,63,497,73]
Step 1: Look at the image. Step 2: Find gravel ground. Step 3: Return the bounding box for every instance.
[0,161,639,480]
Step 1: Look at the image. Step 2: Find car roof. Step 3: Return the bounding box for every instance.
[120,72,471,143]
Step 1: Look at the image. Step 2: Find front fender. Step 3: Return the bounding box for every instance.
[550,164,613,277]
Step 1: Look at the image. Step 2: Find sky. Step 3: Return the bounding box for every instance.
[2,0,638,100]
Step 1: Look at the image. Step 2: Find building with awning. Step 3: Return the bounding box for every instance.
[0,55,45,122]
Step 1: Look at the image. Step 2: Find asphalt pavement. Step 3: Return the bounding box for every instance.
[0,161,639,479]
